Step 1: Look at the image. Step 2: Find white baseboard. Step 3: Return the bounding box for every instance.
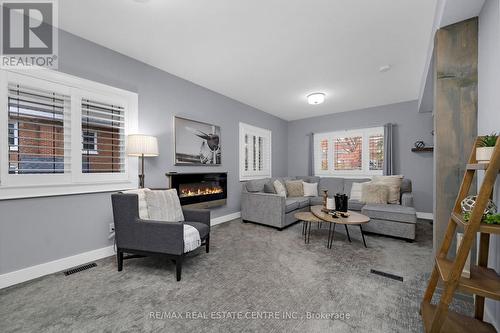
[0,213,241,290]
[0,245,115,290]
[211,211,241,226]
[417,212,433,220]
[485,306,499,332]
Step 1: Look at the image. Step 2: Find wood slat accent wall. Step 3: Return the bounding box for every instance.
[434,18,478,254]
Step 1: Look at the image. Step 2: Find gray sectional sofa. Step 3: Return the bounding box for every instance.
[241,176,417,240]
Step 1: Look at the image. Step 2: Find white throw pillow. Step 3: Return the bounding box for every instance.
[145,189,185,222]
[303,182,318,197]
[372,175,404,204]
[273,180,287,197]
[349,182,365,201]
[183,225,201,253]
[123,188,150,219]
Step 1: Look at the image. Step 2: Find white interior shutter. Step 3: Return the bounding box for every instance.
[81,98,125,173]
[7,83,71,174]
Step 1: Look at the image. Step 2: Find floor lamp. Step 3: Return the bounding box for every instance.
[127,134,159,188]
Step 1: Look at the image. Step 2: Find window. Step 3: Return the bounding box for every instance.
[0,69,138,199]
[239,122,272,180]
[81,99,125,173]
[8,122,18,151]
[314,127,384,176]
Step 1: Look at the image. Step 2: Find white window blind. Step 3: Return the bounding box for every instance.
[81,98,125,173]
[0,69,138,200]
[239,122,272,180]
[7,83,71,174]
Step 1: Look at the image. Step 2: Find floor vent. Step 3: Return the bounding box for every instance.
[370,269,403,282]
[64,263,97,276]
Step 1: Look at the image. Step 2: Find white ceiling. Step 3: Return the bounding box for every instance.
[59,0,437,121]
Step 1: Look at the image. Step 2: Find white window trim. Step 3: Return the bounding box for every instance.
[0,68,138,200]
[239,122,272,181]
[314,127,384,178]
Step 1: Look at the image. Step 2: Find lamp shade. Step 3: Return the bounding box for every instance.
[127,135,159,157]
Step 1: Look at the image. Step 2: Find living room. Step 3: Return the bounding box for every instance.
[0,1,499,332]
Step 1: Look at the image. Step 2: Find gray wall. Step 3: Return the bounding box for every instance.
[0,30,289,274]
[287,100,434,213]
[478,0,499,328]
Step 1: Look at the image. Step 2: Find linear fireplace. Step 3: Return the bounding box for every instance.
[166,172,227,208]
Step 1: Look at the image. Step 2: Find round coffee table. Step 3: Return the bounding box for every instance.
[294,211,323,244]
[310,205,370,248]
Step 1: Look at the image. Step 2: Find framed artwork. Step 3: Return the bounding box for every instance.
[174,116,221,165]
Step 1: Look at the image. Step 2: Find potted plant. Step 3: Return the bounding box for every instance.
[476,133,498,163]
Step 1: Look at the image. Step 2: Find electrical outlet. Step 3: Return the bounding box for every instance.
[109,223,115,233]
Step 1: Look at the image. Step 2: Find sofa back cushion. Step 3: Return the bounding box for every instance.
[245,178,270,192]
[343,178,371,197]
[319,177,344,195]
[145,189,185,222]
[296,176,320,183]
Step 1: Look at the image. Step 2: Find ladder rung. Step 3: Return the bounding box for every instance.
[421,302,496,333]
[466,163,500,172]
[450,212,500,234]
[451,212,467,227]
[435,257,500,300]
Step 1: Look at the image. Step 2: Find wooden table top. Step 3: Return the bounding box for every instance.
[310,205,370,225]
[294,211,323,223]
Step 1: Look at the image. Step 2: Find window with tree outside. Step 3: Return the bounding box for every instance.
[314,127,384,176]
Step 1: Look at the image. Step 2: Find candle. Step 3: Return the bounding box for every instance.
[326,198,335,210]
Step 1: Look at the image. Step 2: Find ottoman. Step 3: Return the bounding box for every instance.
[361,204,417,241]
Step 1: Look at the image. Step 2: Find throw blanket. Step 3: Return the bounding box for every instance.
[184,225,201,253]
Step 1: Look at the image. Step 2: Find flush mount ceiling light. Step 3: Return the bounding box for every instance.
[379,64,392,72]
[307,93,325,105]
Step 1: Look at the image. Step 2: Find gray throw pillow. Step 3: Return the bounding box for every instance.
[264,182,277,194]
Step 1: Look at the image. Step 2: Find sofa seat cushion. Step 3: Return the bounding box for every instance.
[309,196,323,206]
[285,199,300,213]
[362,204,417,224]
[292,197,310,209]
[184,221,209,239]
[348,199,365,211]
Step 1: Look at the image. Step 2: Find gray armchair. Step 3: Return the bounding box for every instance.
[111,193,211,281]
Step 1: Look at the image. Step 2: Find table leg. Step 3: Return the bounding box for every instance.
[327,223,332,248]
[360,225,367,248]
[307,222,312,244]
[302,221,305,236]
[304,222,308,243]
[329,223,337,249]
[344,225,351,242]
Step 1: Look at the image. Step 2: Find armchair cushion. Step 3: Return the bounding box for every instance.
[145,189,184,222]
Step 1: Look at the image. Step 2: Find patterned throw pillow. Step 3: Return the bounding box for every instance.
[302,182,318,197]
[144,189,185,222]
[285,180,304,197]
[361,183,389,204]
[273,180,287,197]
[372,175,404,204]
